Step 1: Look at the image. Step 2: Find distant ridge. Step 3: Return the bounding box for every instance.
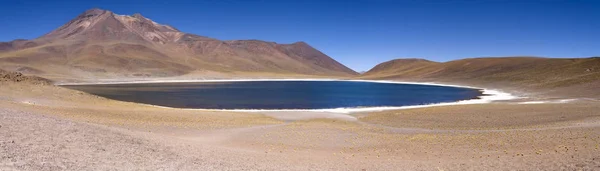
[362,57,600,90]
[0,8,357,79]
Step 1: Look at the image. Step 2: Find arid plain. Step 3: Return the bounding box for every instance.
[2,67,600,170]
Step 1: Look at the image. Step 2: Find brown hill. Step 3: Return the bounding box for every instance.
[362,57,600,96]
[364,58,442,77]
[0,8,357,79]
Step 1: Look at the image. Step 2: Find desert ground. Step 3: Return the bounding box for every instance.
[1,74,600,170]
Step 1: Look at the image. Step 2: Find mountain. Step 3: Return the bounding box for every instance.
[363,58,441,78]
[361,57,600,92]
[0,8,357,79]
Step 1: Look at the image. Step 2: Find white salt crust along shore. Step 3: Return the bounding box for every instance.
[56,79,519,114]
[517,99,578,104]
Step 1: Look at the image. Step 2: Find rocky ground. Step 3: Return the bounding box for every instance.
[1,76,600,170]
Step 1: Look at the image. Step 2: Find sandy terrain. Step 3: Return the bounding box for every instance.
[1,79,600,170]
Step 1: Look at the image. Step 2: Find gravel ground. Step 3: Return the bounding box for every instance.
[1,82,600,170]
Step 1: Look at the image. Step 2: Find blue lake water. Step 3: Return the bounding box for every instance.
[63,81,483,110]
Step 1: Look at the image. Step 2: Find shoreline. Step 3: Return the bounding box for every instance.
[57,79,520,114]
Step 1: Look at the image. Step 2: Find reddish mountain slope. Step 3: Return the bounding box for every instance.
[0,8,357,79]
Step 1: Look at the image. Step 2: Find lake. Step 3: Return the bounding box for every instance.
[63,81,483,110]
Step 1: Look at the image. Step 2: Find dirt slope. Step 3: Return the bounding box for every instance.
[361,57,600,97]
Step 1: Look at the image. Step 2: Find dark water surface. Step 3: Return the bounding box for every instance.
[63,81,483,110]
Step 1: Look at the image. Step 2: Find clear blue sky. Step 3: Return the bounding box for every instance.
[1,0,599,71]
